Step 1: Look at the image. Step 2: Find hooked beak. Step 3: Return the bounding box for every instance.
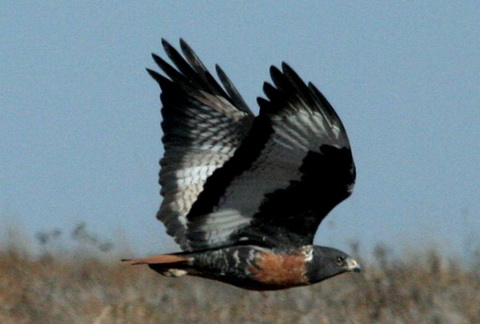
[345,257,361,273]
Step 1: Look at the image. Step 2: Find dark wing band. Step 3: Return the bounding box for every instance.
[185,63,355,250]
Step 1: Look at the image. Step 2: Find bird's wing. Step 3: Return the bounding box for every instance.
[149,39,254,249]
[185,63,355,250]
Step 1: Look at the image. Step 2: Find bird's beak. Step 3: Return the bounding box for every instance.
[345,257,361,273]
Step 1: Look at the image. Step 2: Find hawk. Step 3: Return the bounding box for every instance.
[126,39,360,290]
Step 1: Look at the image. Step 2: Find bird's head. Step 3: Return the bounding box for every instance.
[306,245,361,284]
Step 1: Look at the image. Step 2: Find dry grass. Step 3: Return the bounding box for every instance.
[1,242,479,324]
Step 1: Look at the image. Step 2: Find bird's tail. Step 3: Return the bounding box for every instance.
[122,254,192,277]
[122,254,190,266]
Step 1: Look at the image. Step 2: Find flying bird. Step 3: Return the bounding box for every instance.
[126,39,360,290]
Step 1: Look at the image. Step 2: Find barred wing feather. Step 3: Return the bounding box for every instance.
[148,39,254,249]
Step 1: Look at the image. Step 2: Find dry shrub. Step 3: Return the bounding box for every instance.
[1,242,479,323]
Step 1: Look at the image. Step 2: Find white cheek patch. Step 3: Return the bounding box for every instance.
[300,245,314,262]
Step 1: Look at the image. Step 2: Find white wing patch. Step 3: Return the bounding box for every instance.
[158,148,241,247]
[157,100,253,249]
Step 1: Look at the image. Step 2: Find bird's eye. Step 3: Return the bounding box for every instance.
[336,257,344,266]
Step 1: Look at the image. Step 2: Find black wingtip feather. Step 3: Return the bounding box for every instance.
[269,65,284,87]
[179,39,210,75]
[270,64,304,99]
[280,62,296,75]
[150,39,253,114]
[216,64,252,114]
[256,97,270,108]
[151,52,190,85]
[151,53,168,70]
[179,38,194,56]
[281,63,312,98]
[166,41,199,76]
[259,62,331,118]
[146,68,162,82]
[146,68,174,90]
[262,82,277,99]
[161,38,174,54]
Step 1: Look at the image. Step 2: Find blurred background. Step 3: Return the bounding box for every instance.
[1,2,479,262]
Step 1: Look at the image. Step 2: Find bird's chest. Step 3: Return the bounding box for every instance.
[193,246,310,290]
[246,250,310,288]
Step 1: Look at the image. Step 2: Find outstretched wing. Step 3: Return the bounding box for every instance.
[148,39,254,249]
[185,63,355,250]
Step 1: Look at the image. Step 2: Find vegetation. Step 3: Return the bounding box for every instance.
[1,227,479,323]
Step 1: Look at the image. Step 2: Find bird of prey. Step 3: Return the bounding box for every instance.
[126,39,360,290]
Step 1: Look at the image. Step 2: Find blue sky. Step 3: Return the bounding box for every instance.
[1,2,479,260]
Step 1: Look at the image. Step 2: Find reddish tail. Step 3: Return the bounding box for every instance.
[122,254,190,266]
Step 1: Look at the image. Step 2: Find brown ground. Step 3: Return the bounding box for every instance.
[1,243,479,324]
